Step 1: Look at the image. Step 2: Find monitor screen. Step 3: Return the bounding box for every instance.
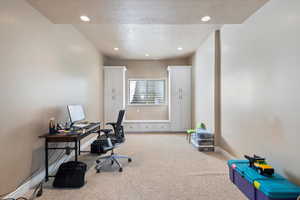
[67,105,85,123]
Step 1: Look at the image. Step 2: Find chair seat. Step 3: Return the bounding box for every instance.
[110,136,125,144]
[102,145,114,152]
[101,129,113,134]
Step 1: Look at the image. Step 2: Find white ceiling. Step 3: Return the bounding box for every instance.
[75,24,220,59]
[27,0,269,59]
[27,0,268,24]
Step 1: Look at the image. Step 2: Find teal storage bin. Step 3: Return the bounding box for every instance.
[227,160,248,182]
[227,160,300,200]
[255,179,300,200]
[238,163,284,183]
[228,160,258,199]
[227,160,284,183]
[227,160,248,166]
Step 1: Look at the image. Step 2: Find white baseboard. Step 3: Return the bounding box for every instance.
[126,131,185,134]
[4,136,96,199]
[215,146,236,160]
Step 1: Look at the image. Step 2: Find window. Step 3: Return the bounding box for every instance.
[128,79,166,105]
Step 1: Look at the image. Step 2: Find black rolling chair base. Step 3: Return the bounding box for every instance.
[95,154,132,173]
[96,168,123,173]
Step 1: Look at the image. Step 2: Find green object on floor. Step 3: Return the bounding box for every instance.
[187,129,196,134]
[186,122,207,143]
[199,123,206,130]
[186,129,195,143]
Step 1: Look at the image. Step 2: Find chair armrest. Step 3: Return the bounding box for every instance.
[100,129,113,138]
[106,122,117,128]
[106,122,116,125]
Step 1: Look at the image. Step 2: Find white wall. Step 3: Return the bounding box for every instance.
[191,34,215,132]
[0,0,103,194]
[221,0,300,184]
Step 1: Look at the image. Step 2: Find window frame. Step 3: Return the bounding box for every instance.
[127,78,168,106]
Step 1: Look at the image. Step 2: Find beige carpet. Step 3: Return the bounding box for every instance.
[29,133,246,200]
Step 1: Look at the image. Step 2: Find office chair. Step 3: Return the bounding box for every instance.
[95,110,132,173]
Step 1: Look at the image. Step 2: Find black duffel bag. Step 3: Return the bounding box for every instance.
[53,161,87,188]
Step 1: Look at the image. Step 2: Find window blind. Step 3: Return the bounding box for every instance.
[129,80,166,105]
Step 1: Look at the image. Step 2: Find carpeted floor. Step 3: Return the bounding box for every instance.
[30,133,246,200]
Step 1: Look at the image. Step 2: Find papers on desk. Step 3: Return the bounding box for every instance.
[58,130,70,133]
[57,130,81,135]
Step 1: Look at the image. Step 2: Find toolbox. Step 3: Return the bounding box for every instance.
[227,160,300,200]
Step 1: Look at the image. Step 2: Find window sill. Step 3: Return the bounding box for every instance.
[124,120,171,123]
[127,104,168,107]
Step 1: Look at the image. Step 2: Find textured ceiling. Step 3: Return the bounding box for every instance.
[27,0,268,24]
[27,0,269,59]
[75,24,220,59]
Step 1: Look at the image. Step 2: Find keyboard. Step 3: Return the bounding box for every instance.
[73,122,100,132]
[84,122,100,130]
[73,124,89,128]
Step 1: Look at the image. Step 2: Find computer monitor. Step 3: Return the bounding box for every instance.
[67,105,86,123]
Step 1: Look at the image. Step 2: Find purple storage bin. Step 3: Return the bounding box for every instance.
[228,160,256,200]
[227,160,248,183]
[256,189,296,200]
[235,171,256,200]
[229,165,234,183]
[227,160,300,200]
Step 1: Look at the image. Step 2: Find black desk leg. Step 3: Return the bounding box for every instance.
[45,139,49,182]
[75,141,78,162]
[78,140,81,155]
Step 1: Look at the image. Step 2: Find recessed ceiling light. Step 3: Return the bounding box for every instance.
[177,47,183,51]
[113,47,119,51]
[145,54,149,57]
[201,16,211,22]
[80,15,90,22]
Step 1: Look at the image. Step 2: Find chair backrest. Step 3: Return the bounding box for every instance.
[115,110,126,141]
[116,110,125,128]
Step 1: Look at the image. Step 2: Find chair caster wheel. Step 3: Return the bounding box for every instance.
[96,160,100,164]
[128,158,132,162]
[119,168,123,172]
[96,169,100,173]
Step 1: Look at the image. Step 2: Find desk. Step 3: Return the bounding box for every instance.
[39,122,101,182]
